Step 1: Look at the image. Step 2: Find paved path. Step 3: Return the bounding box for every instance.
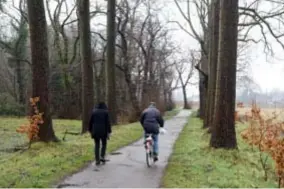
[57,110,191,188]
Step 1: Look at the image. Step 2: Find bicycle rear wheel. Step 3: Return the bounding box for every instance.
[146,147,154,167]
[145,134,154,167]
[146,151,151,167]
[145,143,153,167]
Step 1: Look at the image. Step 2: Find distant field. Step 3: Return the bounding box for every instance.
[174,101,199,109]
[236,107,284,121]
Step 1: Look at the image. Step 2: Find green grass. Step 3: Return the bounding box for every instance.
[164,108,180,119]
[0,109,179,187]
[161,114,278,188]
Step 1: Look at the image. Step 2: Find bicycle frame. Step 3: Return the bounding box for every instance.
[145,135,153,153]
[145,134,154,167]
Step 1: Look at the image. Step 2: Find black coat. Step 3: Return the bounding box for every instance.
[140,106,164,134]
[88,104,111,139]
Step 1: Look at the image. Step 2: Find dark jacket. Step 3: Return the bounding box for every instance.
[140,105,164,134]
[88,103,111,139]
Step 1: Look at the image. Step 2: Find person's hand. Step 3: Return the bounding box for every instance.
[159,128,167,135]
[107,133,111,140]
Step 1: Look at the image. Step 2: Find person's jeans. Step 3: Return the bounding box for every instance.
[144,133,159,156]
[94,137,107,162]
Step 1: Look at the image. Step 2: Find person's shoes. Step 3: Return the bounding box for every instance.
[92,161,100,166]
[153,152,158,162]
[100,157,110,164]
[154,156,158,162]
[100,158,106,164]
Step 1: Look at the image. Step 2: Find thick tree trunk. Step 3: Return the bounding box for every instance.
[78,0,94,133]
[210,0,238,149]
[106,0,117,124]
[205,0,220,129]
[27,0,57,142]
[202,2,212,129]
[198,72,206,118]
[198,49,208,119]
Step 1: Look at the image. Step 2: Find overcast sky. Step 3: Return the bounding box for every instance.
[163,0,284,100]
[3,0,284,101]
[164,0,284,101]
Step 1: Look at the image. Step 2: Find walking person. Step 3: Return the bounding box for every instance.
[88,102,112,166]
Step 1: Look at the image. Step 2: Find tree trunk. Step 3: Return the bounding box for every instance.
[210,0,238,149]
[125,75,140,121]
[106,0,117,124]
[78,0,94,133]
[198,72,206,118]
[182,85,190,109]
[16,60,25,104]
[168,90,174,110]
[198,49,208,119]
[205,0,220,129]
[141,61,149,109]
[94,76,102,103]
[27,0,57,142]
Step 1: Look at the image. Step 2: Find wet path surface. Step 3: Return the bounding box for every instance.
[57,110,191,188]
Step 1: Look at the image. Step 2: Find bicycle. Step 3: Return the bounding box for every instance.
[144,128,166,167]
[144,133,155,167]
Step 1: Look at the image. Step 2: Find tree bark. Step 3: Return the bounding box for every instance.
[198,72,206,118]
[125,74,140,121]
[106,0,117,124]
[27,0,57,142]
[210,0,238,149]
[205,0,220,129]
[141,60,149,109]
[78,0,94,133]
[182,85,190,109]
[16,60,25,104]
[195,62,208,119]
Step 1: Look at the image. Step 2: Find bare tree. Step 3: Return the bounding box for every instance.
[0,0,178,123]
[174,52,195,109]
[204,0,220,129]
[26,0,57,141]
[173,0,209,117]
[173,0,284,125]
[0,0,29,105]
[88,0,177,121]
[115,0,142,120]
[106,0,117,124]
[45,0,81,118]
[210,0,239,149]
[77,0,94,133]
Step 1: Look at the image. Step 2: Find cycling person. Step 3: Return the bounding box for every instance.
[140,102,164,162]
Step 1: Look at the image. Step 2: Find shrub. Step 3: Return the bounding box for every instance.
[240,101,284,187]
[16,97,43,147]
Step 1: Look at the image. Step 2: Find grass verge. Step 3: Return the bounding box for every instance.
[161,114,278,188]
[164,108,180,119]
[0,109,179,187]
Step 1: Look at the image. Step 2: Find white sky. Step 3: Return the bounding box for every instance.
[2,0,284,101]
[164,0,284,100]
